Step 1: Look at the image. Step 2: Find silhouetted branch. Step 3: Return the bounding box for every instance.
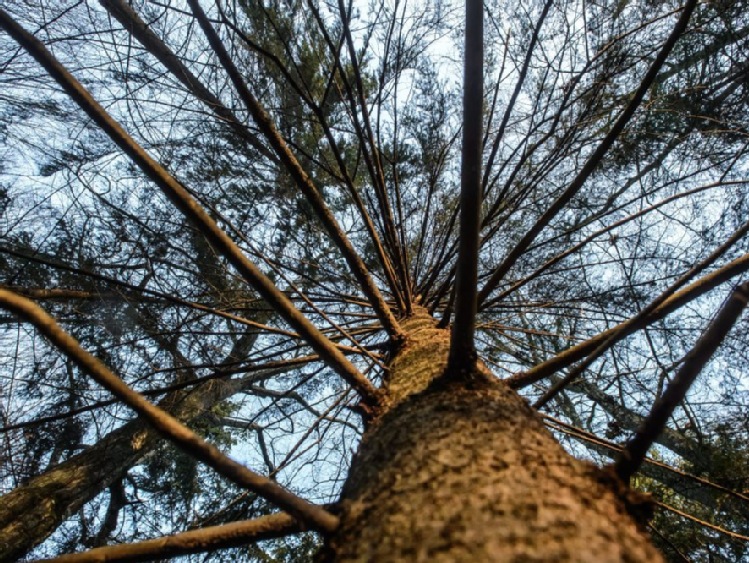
[477,0,698,306]
[508,251,749,389]
[0,289,339,533]
[0,8,380,407]
[184,0,403,339]
[615,281,749,481]
[448,0,483,374]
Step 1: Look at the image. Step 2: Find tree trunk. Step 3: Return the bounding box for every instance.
[323,310,663,561]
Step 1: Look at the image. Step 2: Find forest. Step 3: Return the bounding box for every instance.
[0,0,748,560]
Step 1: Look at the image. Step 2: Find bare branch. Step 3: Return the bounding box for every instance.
[40,512,301,563]
[615,281,749,481]
[448,0,483,374]
[184,0,403,338]
[478,0,699,306]
[508,251,749,389]
[0,289,339,533]
[0,8,380,407]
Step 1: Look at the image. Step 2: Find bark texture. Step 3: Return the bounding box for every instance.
[324,311,663,561]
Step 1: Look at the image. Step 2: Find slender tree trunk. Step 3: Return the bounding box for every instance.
[323,310,663,561]
[0,371,269,561]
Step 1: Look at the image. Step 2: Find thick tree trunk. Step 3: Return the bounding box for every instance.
[323,311,663,561]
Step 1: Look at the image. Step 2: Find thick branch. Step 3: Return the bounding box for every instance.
[448,0,483,374]
[0,289,339,533]
[0,9,380,407]
[615,281,749,481]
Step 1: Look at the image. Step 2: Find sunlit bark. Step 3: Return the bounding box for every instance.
[323,311,662,561]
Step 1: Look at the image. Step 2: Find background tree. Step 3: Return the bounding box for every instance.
[0,0,748,560]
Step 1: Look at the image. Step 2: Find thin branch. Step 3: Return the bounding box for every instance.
[0,356,315,433]
[486,180,736,307]
[542,413,749,507]
[481,0,554,194]
[533,209,749,409]
[40,512,301,563]
[98,0,277,163]
[335,0,412,308]
[477,0,699,306]
[615,281,749,481]
[655,501,749,543]
[216,4,404,309]
[0,289,339,533]
[507,251,749,389]
[184,0,403,339]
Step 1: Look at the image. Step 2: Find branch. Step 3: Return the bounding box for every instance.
[481,0,554,194]
[334,0,413,308]
[0,355,315,433]
[216,5,405,310]
[184,0,403,338]
[543,415,749,530]
[477,0,699,306]
[543,413,749,508]
[98,0,277,163]
[448,0,483,374]
[0,8,381,408]
[533,207,749,409]
[615,281,749,481]
[0,289,338,533]
[507,251,749,389]
[40,512,301,563]
[655,501,749,543]
[487,180,733,307]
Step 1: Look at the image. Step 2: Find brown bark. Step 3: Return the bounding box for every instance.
[323,311,663,561]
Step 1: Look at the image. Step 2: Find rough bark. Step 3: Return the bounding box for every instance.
[323,311,663,561]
